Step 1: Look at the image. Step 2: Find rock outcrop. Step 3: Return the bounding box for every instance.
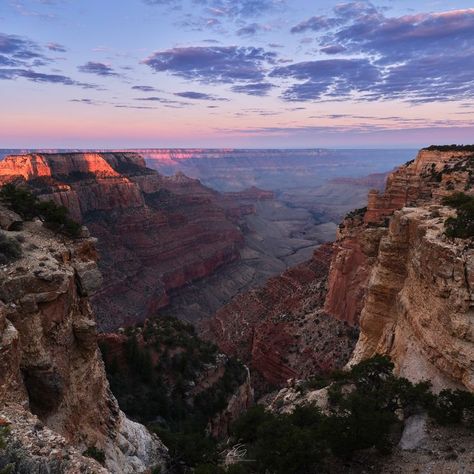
[0,208,167,472]
[0,406,107,474]
[323,147,474,392]
[350,205,474,392]
[201,244,358,390]
[0,152,246,331]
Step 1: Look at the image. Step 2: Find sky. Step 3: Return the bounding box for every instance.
[0,0,473,148]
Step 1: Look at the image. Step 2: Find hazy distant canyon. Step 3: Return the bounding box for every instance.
[0,149,414,325]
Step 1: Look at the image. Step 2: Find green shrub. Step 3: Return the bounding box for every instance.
[0,233,22,263]
[0,184,38,219]
[0,425,10,450]
[83,446,106,465]
[0,184,81,238]
[0,465,14,474]
[429,389,474,425]
[230,356,473,472]
[35,200,81,238]
[442,192,474,239]
[345,207,367,220]
[425,144,474,152]
[155,429,219,467]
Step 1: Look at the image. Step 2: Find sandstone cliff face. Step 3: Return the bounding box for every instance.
[325,149,474,327]
[324,213,386,326]
[0,209,167,472]
[0,152,246,331]
[350,206,474,392]
[325,147,474,392]
[201,244,358,390]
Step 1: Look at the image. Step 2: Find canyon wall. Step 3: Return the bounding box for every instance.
[0,152,247,331]
[204,147,474,393]
[140,148,412,192]
[0,206,167,472]
[350,205,474,392]
[201,244,358,390]
[326,147,474,391]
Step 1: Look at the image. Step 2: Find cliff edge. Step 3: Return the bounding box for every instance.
[0,204,167,472]
[324,146,474,392]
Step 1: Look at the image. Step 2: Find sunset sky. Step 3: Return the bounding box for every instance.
[1,0,473,148]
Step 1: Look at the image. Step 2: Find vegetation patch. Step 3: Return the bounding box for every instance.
[344,206,367,220]
[0,425,10,450]
[100,316,247,470]
[226,356,474,474]
[0,184,81,238]
[442,192,474,239]
[83,446,106,465]
[424,144,474,152]
[0,233,22,264]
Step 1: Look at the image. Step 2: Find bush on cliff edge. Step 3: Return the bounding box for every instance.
[0,184,81,238]
[442,192,474,239]
[229,356,474,474]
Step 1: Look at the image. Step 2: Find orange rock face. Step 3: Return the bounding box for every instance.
[324,215,386,326]
[201,244,358,390]
[351,206,474,392]
[0,152,247,331]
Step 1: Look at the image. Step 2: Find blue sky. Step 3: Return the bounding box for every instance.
[1,0,473,148]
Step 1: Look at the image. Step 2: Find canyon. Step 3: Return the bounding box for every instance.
[0,151,393,329]
[1,147,472,394]
[0,149,416,193]
[204,147,474,393]
[0,146,473,473]
[0,152,256,330]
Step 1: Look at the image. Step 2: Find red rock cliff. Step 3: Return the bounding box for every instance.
[0,152,247,331]
[323,147,474,392]
[325,147,474,327]
[201,244,358,390]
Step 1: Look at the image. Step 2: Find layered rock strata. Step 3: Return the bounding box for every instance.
[201,244,358,390]
[0,208,167,472]
[0,152,246,331]
[206,147,474,394]
[326,147,474,391]
[350,205,474,392]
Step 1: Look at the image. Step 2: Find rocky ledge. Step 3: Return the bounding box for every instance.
[0,205,167,473]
